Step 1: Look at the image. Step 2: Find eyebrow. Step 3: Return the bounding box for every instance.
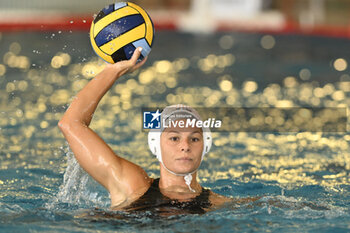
[166,130,180,134]
[165,130,202,135]
[191,130,202,135]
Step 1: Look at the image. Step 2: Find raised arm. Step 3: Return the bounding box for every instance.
[58,48,151,206]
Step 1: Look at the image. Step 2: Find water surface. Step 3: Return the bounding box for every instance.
[0,31,350,232]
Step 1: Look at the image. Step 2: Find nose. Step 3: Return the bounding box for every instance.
[180,139,190,152]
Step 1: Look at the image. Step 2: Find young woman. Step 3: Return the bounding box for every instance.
[58,48,231,215]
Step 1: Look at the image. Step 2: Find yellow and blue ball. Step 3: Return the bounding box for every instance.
[90,2,154,63]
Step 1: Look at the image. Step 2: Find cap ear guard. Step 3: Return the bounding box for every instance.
[202,130,212,155]
[148,130,162,162]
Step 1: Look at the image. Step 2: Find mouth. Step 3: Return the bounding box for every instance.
[175,157,193,161]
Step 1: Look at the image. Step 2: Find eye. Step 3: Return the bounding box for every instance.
[191,137,200,142]
[170,136,179,142]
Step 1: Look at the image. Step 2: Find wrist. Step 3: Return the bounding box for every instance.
[101,64,123,81]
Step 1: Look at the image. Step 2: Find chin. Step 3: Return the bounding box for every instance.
[171,166,196,175]
[162,161,200,175]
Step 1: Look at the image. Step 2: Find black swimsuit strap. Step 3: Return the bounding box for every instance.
[124,178,211,214]
[151,178,160,188]
[151,178,211,203]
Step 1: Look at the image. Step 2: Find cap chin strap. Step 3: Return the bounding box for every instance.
[160,159,200,192]
[148,129,212,192]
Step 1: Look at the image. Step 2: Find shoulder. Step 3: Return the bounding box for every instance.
[110,177,154,209]
[208,190,233,207]
[208,190,261,207]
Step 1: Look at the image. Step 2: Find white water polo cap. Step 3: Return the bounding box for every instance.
[148,105,212,180]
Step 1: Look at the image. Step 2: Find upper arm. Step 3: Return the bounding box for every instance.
[58,120,151,196]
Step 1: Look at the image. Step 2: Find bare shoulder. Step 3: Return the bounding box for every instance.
[110,177,154,209]
[108,160,152,207]
[208,190,233,207]
[209,190,261,207]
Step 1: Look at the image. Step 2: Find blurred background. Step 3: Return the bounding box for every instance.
[1,1,350,232]
[0,0,349,36]
[1,0,350,192]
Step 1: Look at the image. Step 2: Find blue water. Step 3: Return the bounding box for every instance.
[1,30,350,232]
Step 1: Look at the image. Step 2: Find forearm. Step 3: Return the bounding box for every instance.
[62,66,120,126]
[58,47,144,129]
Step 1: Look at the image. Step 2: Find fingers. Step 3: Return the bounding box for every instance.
[129,47,143,65]
[118,47,143,68]
[109,47,146,77]
[122,47,146,73]
[130,56,147,72]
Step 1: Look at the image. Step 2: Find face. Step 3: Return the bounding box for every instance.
[160,119,204,175]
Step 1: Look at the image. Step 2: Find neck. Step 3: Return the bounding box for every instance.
[159,164,201,193]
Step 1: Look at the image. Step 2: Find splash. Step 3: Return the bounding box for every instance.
[53,146,110,208]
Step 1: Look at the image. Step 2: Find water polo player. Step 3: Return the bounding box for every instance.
[58,49,230,214]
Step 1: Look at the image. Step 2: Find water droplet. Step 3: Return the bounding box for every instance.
[32,50,41,54]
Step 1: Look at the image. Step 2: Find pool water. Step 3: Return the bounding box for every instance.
[1,30,350,232]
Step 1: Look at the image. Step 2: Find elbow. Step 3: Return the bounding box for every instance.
[58,119,70,133]
[58,115,76,133]
[58,117,87,133]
